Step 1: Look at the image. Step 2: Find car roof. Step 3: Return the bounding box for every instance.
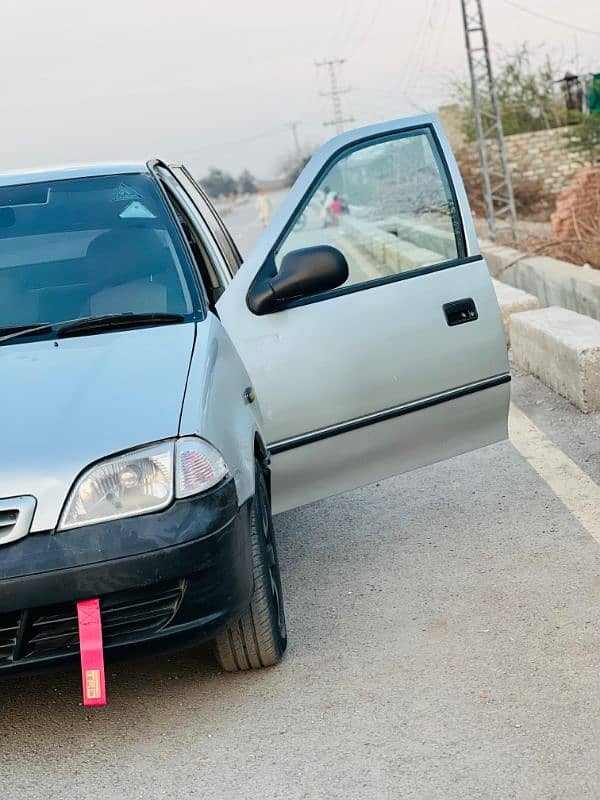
[0,162,152,188]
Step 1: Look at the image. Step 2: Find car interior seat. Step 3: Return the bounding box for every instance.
[86,227,187,316]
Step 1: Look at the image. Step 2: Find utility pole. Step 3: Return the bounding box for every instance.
[315,58,355,134]
[460,0,518,240]
[285,121,302,159]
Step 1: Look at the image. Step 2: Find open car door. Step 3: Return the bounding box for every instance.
[217,114,509,514]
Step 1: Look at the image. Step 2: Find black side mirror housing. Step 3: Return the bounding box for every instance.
[248,245,349,315]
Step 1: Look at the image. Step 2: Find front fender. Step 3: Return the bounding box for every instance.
[179,316,266,506]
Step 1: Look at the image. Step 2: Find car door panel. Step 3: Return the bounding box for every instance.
[269,381,508,513]
[220,255,508,514]
[217,114,510,513]
[234,256,506,445]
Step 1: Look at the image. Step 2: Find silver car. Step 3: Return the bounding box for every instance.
[0,115,509,675]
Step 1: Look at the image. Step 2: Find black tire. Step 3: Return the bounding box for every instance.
[214,461,287,671]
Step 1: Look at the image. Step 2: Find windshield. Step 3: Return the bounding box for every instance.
[0,173,196,332]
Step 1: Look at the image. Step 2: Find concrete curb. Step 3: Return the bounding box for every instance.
[492,279,539,344]
[481,239,600,323]
[482,243,600,412]
[509,306,600,413]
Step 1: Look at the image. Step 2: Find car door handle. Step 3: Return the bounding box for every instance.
[443,298,478,326]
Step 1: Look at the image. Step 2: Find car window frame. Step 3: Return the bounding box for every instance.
[246,123,473,315]
[170,165,243,275]
[152,165,233,291]
[163,184,226,313]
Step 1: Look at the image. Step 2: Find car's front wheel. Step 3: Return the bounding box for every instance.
[214,461,287,671]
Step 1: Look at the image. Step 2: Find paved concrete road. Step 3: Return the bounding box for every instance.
[3,200,600,799]
[225,191,287,259]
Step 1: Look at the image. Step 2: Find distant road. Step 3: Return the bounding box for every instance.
[225,191,378,285]
[225,190,289,259]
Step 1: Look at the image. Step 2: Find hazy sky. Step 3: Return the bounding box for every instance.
[2,0,598,179]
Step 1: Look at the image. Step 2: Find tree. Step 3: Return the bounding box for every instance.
[453,44,567,140]
[200,167,237,198]
[237,169,257,194]
[279,153,312,187]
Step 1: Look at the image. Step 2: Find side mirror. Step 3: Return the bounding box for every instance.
[249,245,349,315]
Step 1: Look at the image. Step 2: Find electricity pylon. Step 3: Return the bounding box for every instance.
[460,0,518,239]
[315,58,355,134]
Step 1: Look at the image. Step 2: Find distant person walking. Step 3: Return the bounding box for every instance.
[320,185,337,227]
[329,193,343,225]
[256,189,272,227]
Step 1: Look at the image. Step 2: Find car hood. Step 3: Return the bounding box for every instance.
[0,323,196,532]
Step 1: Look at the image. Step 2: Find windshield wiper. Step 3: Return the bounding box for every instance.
[55,312,185,338]
[0,324,53,344]
[0,313,185,345]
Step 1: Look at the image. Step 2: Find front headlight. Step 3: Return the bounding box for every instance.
[59,437,229,530]
[59,442,175,530]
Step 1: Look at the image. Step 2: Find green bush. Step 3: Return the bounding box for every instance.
[454,45,567,140]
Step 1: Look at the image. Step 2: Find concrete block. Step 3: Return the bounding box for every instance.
[492,279,539,343]
[481,240,600,324]
[389,217,455,260]
[368,233,390,259]
[338,217,357,240]
[397,243,443,271]
[381,239,442,271]
[383,240,405,271]
[339,216,370,243]
[510,306,600,412]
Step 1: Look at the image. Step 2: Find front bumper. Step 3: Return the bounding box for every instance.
[0,478,253,673]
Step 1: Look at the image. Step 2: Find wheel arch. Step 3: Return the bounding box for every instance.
[253,432,271,498]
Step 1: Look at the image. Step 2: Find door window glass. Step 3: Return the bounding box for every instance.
[274,129,464,289]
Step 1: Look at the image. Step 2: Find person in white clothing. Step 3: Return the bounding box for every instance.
[256,189,272,227]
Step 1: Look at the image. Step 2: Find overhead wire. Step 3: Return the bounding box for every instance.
[178,126,285,159]
[333,0,351,48]
[337,0,366,52]
[410,1,441,90]
[396,0,436,98]
[408,0,452,107]
[351,0,386,53]
[501,0,600,37]
[394,0,438,103]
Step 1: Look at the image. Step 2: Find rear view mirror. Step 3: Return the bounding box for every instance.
[248,245,349,315]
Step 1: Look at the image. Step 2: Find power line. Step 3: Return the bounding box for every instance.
[501,0,600,37]
[337,0,366,50]
[396,0,435,98]
[351,0,386,52]
[179,126,284,158]
[427,0,451,74]
[406,0,440,94]
[333,0,351,45]
[315,58,355,134]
